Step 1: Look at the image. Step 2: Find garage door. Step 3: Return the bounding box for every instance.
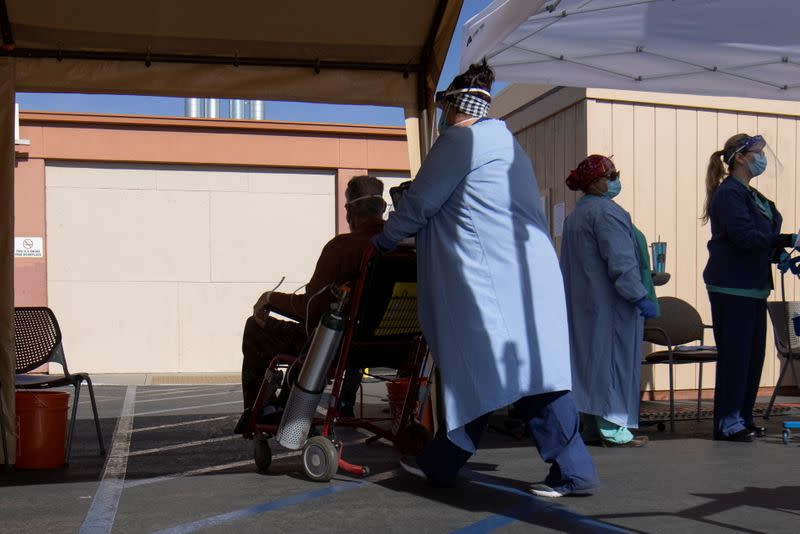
[45,162,335,373]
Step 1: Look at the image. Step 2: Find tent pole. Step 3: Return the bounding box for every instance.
[0,57,15,465]
[403,107,422,176]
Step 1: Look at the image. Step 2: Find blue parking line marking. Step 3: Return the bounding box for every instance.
[451,514,516,533]
[453,471,631,533]
[151,481,364,534]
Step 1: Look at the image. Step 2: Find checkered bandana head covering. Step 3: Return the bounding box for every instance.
[436,87,492,118]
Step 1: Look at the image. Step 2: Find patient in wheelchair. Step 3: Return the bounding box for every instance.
[234,175,387,433]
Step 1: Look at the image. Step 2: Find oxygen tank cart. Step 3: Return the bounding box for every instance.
[249,286,350,480]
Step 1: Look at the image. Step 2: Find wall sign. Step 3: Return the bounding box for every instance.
[14,237,44,258]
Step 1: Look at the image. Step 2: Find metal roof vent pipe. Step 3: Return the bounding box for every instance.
[251,100,265,120]
[185,97,203,118]
[205,98,219,118]
[230,99,244,119]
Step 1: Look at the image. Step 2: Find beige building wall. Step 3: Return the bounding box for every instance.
[45,163,335,373]
[15,112,410,375]
[501,87,800,396]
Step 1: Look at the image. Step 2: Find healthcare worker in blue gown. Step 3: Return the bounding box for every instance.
[703,133,798,442]
[560,155,658,448]
[371,60,599,498]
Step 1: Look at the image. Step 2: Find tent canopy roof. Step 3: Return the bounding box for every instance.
[461,0,800,102]
[2,0,463,108]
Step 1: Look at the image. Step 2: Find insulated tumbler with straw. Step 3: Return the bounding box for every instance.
[651,239,667,273]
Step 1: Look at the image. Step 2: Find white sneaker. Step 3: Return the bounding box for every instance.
[529,483,567,498]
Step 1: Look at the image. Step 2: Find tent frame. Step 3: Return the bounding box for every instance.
[0,0,461,464]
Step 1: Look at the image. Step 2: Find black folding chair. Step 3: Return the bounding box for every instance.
[643,297,717,431]
[14,307,105,464]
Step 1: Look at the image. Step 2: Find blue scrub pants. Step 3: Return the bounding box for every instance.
[708,292,767,437]
[416,390,599,492]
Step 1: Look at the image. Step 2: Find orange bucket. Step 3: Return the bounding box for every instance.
[15,390,69,469]
[386,377,433,432]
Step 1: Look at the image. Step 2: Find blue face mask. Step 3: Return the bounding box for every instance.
[605,179,622,199]
[748,152,767,177]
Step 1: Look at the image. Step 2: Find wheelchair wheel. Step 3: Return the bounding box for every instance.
[399,423,432,456]
[254,436,272,473]
[302,436,339,482]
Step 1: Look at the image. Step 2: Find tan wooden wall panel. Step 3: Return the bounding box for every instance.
[612,103,636,215]
[771,118,798,384]
[675,109,699,309]
[513,96,800,392]
[515,103,587,254]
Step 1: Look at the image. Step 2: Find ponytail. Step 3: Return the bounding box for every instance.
[701,133,751,224]
[701,150,726,224]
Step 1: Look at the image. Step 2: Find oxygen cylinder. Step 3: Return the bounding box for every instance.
[276,289,348,450]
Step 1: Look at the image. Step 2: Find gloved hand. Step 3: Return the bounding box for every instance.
[778,252,800,275]
[778,251,791,273]
[635,297,658,319]
[252,291,272,327]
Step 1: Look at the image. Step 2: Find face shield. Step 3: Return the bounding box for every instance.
[724,135,783,178]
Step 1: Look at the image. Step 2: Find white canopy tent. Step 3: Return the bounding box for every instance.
[461,0,800,102]
[0,0,464,463]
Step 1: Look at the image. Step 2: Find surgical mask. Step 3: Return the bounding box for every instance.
[605,179,622,199]
[748,152,767,177]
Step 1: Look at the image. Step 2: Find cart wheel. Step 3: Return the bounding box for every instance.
[254,436,272,473]
[302,436,339,482]
[657,422,666,432]
[783,429,791,445]
[399,423,433,455]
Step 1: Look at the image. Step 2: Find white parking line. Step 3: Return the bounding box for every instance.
[79,385,136,534]
[123,452,301,489]
[130,416,235,434]
[127,435,240,457]
[136,401,241,417]
[137,386,225,396]
[135,391,237,404]
[77,397,120,404]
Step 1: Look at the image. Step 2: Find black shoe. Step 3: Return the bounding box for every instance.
[399,455,427,480]
[746,425,766,437]
[715,429,755,442]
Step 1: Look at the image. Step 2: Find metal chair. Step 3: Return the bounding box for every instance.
[764,301,800,419]
[643,297,717,431]
[14,307,105,464]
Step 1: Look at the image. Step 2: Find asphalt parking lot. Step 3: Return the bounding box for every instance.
[2,382,799,533]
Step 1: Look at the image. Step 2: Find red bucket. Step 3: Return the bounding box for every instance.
[15,390,69,469]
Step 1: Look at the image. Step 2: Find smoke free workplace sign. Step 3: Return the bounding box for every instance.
[14,237,44,258]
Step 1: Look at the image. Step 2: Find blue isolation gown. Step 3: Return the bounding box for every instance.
[378,119,572,452]
[560,195,647,429]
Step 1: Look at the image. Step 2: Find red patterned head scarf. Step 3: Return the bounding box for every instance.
[566,155,616,191]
